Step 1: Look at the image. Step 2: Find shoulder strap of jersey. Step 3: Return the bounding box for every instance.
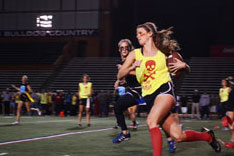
[135,48,143,60]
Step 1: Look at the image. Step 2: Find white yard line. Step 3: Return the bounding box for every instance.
[0,127,113,146]
[0,124,147,146]
[0,119,75,125]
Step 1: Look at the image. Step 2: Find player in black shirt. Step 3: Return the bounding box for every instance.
[112,39,145,143]
[191,89,201,119]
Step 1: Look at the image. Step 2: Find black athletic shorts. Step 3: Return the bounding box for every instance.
[125,87,142,100]
[20,93,30,102]
[222,101,234,112]
[144,82,176,112]
[171,105,180,113]
[227,90,234,111]
[79,98,90,108]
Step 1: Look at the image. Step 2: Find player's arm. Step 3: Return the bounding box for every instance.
[117,62,136,76]
[117,51,136,80]
[114,80,120,90]
[228,87,232,93]
[77,86,80,99]
[27,85,33,93]
[11,84,20,91]
[89,85,93,98]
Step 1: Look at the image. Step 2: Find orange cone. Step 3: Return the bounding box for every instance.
[59,111,65,117]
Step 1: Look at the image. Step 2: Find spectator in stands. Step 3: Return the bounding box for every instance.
[65,91,72,116]
[200,91,210,120]
[93,92,100,116]
[61,91,66,115]
[51,91,56,115]
[54,91,63,116]
[30,90,40,115]
[105,91,113,117]
[47,91,53,115]
[191,89,201,119]
[210,94,219,116]
[10,92,16,115]
[180,95,188,118]
[14,92,20,115]
[40,90,48,115]
[70,93,78,116]
[3,88,11,115]
[98,90,108,117]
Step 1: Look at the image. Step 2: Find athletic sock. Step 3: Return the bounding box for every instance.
[149,127,162,156]
[184,130,212,142]
[231,142,234,148]
[227,116,233,125]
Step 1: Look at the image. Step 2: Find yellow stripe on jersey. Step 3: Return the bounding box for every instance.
[135,48,171,97]
[79,82,92,99]
[219,87,230,102]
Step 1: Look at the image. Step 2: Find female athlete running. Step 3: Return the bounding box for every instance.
[221,77,234,148]
[11,75,41,124]
[118,22,221,156]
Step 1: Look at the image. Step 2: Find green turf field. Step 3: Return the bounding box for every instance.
[0,116,233,156]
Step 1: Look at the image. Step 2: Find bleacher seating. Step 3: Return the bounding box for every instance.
[0,42,65,64]
[178,57,234,97]
[0,70,53,91]
[48,57,119,93]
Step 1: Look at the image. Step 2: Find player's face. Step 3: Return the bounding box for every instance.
[21,77,27,83]
[83,76,88,83]
[119,42,130,57]
[222,80,227,87]
[136,27,152,46]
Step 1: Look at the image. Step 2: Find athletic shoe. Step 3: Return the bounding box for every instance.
[37,108,42,116]
[113,123,120,129]
[224,142,234,148]
[201,127,221,153]
[222,127,229,131]
[87,124,91,127]
[78,124,82,127]
[168,140,176,153]
[136,121,139,125]
[128,125,137,130]
[112,132,131,143]
[131,122,137,130]
[11,121,19,125]
[31,108,42,116]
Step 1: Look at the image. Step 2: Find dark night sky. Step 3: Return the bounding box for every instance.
[111,0,234,58]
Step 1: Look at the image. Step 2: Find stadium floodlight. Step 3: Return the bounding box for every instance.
[36,15,53,28]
